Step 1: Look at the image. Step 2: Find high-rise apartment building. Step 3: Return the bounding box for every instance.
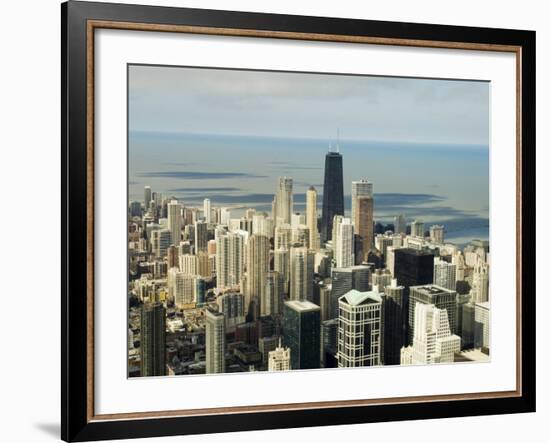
[411,219,425,238]
[306,186,320,250]
[433,257,457,290]
[167,200,182,246]
[334,217,355,268]
[246,234,270,314]
[394,214,406,234]
[289,247,314,301]
[205,309,226,374]
[263,271,283,317]
[144,185,152,208]
[215,232,245,290]
[471,259,490,303]
[429,224,444,244]
[203,198,211,223]
[351,179,373,225]
[337,289,383,367]
[274,247,290,295]
[274,176,293,225]
[194,220,208,254]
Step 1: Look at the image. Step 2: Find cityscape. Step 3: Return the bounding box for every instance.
[127,66,490,377]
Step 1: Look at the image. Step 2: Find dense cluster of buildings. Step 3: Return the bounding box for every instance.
[128,146,490,377]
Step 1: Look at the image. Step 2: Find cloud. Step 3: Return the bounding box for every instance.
[139,171,266,180]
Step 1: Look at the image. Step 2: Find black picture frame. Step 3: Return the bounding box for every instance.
[61,1,536,441]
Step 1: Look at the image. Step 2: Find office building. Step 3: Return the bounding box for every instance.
[408,284,458,344]
[144,186,152,208]
[337,289,383,367]
[216,292,245,330]
[471,259,490,303]
[330,266,370,319]
[268,339,291,372]
[394,248,434,289]
[215,231,245,290]
[274,247,290,295]
[474,302,490,350]
[430,224,445,244]
[321,150,344,243]
[320,318,338,368]
[382,279,406,365]
[246,234,270,314]
[283,300,321,370]
[194,220,208,254]
[263,271,283,317]
[401,303,461,365]
[140,302,166,377]
[150,228,171,258]
[394,214,406,234]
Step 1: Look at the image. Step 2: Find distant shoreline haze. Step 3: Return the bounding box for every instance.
[128,131,489,245]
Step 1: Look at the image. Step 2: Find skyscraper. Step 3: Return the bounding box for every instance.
[382,279,406,365]
[337,289,383,367]
[330,266,371,319]
[144,185,152,208]
[320,318,338,368]
[194,220,208,254]
[205,308,226,374]
[167,200,182,246]
[203,198,211,223]
[354,196,374,263]
[268,339,291,371]
[394,248,434,289]
[215,232,244,290]
[150,228,171,258]
[351,179,373,225]
[140,302,166,377]
[334,217,355,268]
[283,300,321,370]
[394,214,406,234]
[263,271,283,317]
[289,247,314,301]
[321,149,344,244]
[411,219,425,238]
[246,234,270,315]
[401,303,461,365]
[274,247,290,295]
[306,186,320,250]
[433,257,457,290]
[429,224,444,244]
[274,176,293,225]
[471,259,489,303]
[408,284,458,344]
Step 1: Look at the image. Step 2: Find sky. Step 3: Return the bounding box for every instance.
[128,64,490,146]
[128,64,490,243]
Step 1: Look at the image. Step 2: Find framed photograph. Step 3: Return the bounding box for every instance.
[61,1,536,441]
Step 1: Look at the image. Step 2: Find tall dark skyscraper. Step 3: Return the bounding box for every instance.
[321,150,344,244]
[282,300,321,370]
[140,302,166,377]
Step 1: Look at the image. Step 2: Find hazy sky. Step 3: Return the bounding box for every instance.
[128,64,489,145]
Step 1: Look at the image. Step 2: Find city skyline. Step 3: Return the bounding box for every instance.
[128,65,490,378]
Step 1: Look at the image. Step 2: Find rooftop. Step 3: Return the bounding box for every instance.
[340,289,382,306]
[284,300,321,312]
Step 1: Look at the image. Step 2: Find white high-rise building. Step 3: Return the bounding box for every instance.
[306,186,320,251]
[337,289,383,367]
[452,251,466,281]
[351,179,373,226]
[205,309,225,374]
[430,225,445,244]
[263,271,283,316]
[220,207,231,225]
[274,223,292,250]
[471,259,489,303]
[252,213,274,239]
[411,219,425,238]
[246,234,270,310]
[401,303,461,365]
[268,338,291,371]
[203,198,211,223]
[215,232,245,290]
[289,247,314,301]
[433,257,457,290]
[275,176,293,225]
[179,254,198,275]
[167,200,182,246]
[169,271,198,307]
[335,217,354,268]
